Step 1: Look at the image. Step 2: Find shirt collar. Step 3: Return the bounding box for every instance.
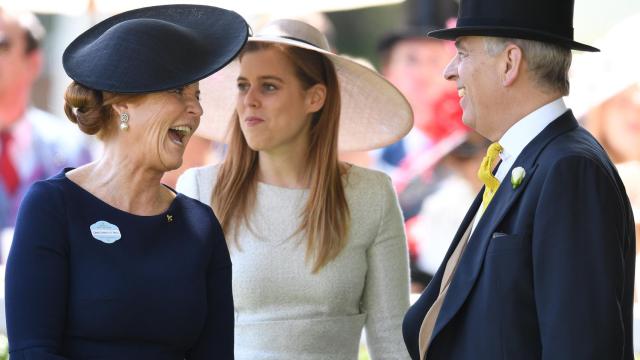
[499,98,567,163]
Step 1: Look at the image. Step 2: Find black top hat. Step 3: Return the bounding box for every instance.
[63,5,249,93]
[428,0,598,52]
[377,0,458,53]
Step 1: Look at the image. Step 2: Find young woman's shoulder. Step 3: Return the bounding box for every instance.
[181,163,222,184]
[344,164,393,189]
[176,163,221,203]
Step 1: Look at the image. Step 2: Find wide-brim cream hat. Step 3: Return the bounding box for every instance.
[196,18,413,152]
[567,13,640,119]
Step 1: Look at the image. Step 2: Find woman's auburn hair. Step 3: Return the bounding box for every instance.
[212,42,350,273]
[63,82,143,139]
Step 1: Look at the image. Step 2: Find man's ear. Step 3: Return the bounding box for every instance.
[306,83,327,114]
[502,43,523,87]
[26,49,43,81]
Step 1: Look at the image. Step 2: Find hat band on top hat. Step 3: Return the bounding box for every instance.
[456,17,574,38]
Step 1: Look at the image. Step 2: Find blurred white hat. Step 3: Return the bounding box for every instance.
[567,13,640,118]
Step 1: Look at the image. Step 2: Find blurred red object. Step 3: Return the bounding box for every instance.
[393,88,469,192]
[405,215,422,261]
[418,87,466,142]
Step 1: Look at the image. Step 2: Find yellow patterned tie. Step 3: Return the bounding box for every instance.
[478,142,503,211]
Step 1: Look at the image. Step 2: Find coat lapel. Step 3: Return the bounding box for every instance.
[423,190,484,303]
[428,111,579,344]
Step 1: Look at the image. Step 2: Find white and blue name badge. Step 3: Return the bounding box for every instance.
[90,221,122,244]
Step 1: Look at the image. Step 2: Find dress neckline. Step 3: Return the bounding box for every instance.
[255,164,356,192]
[60,167,182,219]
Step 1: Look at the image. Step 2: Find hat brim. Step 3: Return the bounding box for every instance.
[197,36,414,152]
[428,26,599,52]
[63,5,249,93]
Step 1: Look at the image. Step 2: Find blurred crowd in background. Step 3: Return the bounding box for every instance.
[1,0,639,328]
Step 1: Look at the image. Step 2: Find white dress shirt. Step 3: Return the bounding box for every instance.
[471,98,569,232]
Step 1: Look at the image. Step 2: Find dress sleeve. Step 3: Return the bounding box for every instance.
[533,156,632,359]
[187,209,234,359]
[362,174,412,359]
[176,168,201,201]
[5,181,71,359]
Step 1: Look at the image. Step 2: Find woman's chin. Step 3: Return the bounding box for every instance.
[246,139,268,152]
[160,156,183,172]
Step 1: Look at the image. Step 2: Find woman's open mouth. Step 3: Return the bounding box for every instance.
[168,125,192,146]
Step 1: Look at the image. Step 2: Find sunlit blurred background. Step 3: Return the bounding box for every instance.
[5,0,638,122]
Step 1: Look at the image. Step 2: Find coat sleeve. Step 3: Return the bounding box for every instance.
[362,174,412,360]
[186,209,234,359]
[533,156,632,359]
[5,181,71,359]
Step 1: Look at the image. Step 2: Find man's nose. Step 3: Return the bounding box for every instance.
[443,56,458,81]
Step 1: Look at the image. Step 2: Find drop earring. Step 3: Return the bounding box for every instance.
[120,113,129,131]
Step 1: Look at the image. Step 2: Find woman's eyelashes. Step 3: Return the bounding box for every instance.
[236,82,279,93]
[237,82,249,93]
[262,83,278,92]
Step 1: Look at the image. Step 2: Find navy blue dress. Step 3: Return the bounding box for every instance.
[5,169,233,359]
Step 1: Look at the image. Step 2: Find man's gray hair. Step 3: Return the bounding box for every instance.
[484,37,572,96]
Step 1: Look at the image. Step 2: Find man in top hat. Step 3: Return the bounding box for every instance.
[402,0,635,358]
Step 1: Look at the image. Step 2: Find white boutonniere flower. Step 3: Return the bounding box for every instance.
[511,167,526,189]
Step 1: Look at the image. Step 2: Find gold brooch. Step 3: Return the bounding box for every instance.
[166,214,173,223]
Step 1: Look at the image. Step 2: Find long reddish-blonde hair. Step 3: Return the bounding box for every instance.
[212,42,349,273]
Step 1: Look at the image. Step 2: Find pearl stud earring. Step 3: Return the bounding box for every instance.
[120,113,129,131]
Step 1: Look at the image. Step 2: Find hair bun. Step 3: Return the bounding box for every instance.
[64,82,111,136]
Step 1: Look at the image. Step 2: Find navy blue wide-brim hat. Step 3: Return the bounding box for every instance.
[428,0,599,52]
[63,4,249,93]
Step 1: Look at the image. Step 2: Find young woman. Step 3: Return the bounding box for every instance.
[178,19,413,359]
[5,5,247,359]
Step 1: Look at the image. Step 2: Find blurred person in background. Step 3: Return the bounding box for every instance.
[376,0,474,291]
[5,5,248,359]
[0,7,91,246]
[178,19,413,359]
[374,0,459,178]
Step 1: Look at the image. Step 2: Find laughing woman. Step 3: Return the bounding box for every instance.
[177,19,413,359]
[4,5,247,359]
